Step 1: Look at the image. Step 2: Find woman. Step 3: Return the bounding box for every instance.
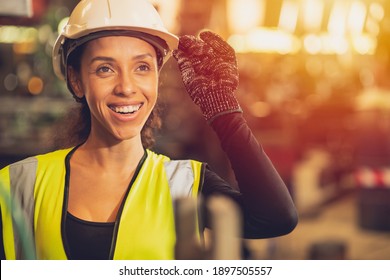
[0,0,297,260]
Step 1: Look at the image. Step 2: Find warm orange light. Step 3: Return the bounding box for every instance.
[227,0,265,34]
[302,0,324,32]
[28,76,44,95]
[369,2,385,21]
[229,27,300,54]
[328,1,349,35]
[248,101,271,118]
[365,16,380,36]
[303,34,322,54]
[352,34,377,55]
[348,1,367,34]
[225,0,384,55]
[13,42,37,54]
[0,26,37,43]
[303,33,349,55]
[279,0,299,33]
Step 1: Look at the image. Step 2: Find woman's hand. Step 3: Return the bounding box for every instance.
[173,31,242,122]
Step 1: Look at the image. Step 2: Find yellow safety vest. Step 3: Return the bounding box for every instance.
[0,148,204,259]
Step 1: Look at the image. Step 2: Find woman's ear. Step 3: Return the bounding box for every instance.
[67,67,84,99]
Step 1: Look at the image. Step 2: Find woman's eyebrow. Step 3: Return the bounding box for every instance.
[89,56,115,64]
[132,53,155,60]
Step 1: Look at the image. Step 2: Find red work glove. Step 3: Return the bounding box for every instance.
[173,31,242,122]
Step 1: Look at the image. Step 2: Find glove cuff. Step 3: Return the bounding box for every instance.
[196,87,242,122]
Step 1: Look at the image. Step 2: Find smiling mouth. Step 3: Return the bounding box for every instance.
[109,104,143,114]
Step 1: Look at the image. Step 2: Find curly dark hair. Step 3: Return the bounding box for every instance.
[54,40,162,149]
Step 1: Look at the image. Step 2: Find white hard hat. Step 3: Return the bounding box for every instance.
[52,0,179,81]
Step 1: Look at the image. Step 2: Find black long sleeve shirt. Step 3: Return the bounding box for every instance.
[202,112,298,238]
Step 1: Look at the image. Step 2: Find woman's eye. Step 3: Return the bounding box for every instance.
[97,66,112,73]
[137,64,150,72]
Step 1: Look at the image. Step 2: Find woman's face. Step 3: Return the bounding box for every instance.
[70,36,159,143]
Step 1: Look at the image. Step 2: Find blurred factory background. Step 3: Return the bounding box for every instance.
[0,0,389,259]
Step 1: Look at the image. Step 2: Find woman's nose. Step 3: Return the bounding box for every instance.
[114,72,136,96]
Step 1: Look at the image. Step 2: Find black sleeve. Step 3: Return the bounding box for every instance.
[201,112,298,239]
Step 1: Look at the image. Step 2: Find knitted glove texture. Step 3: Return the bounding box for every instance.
[173,31,242,122]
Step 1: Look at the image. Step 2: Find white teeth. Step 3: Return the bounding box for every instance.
[111,104,141,114]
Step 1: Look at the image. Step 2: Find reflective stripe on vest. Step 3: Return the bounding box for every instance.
[9,157,37,260]
[1,148,202,259]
